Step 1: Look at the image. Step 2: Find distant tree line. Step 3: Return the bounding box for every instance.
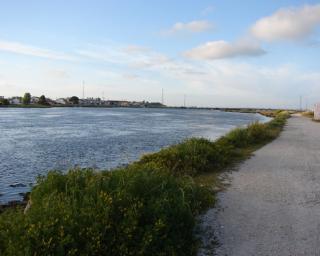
[0,98,9,105]
[1,93,80,106]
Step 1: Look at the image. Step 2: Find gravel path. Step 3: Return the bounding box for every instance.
[198,116,320,256]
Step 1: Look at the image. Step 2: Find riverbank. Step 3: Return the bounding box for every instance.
[0,111,289,255]
[0,104,292,114]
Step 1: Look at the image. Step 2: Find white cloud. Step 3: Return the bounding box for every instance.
[2,39,318,108]
[122,73,139,80]
[163,20,213,35]
[47,69,69,79]
[0,39,75,61]
[184,40,266,60]
[76,43,171,69]
[251,4,320,42]
[201,6,214,16]
[123,45,150,54]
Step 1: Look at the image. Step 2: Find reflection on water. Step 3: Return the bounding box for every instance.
[0,107,269,203]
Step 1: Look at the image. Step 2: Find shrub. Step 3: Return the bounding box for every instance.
[246,122,270,144]
[223,127,249,148]
[0,167,213,256]
[139,138,233,176]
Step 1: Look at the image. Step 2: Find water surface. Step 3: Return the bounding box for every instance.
[0,107,268,203]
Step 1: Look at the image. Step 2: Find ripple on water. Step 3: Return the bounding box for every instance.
[0,108,269,204]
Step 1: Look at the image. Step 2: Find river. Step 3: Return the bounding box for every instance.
[0,107,269,204]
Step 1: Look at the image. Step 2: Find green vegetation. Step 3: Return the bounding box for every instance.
[22,92,31,105]
[0,111,289,256]
[0,167,212,256]
[69,96,79,105]
[139,111,289,177]
[38,95,49,105]
[0,98,9,105]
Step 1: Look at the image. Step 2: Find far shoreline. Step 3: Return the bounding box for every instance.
[0,104,294,115]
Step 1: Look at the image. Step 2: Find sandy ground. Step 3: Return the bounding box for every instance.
[198,116,320,256]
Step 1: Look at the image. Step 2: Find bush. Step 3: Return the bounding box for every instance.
[0,167,213,256]
[223,128,249,148]
[246,122,271,144]
[223,112,289,147]
[139,138,234,176]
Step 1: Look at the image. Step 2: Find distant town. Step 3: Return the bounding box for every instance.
[0,93,165,108]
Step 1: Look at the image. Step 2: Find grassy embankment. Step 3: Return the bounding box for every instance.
[0,111,289,256]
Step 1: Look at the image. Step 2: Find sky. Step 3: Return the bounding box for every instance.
[0,0,319,108]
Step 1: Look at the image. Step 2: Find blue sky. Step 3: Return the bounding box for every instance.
[0,0,320,108]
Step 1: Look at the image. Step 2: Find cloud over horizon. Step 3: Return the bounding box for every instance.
[184,40,266,60]
[0,39,75,61]
[251,4,320,42]
[163,20,213,35]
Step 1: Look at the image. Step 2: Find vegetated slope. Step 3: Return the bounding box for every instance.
[0,112,289,256]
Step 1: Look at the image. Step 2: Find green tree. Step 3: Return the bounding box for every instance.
[69,96,79,105]
[22,93,31,105]
[0,98,9,105]
[38,95,48,105]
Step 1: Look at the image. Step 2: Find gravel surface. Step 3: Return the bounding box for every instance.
[198,116,320,256]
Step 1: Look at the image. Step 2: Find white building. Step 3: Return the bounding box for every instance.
[9,97,22,105]
[56,98,67,105]
[314,103,320,120]
[31,96,39,104]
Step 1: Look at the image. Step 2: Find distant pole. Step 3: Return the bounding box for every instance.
[161,88,164,105]
[184,94,186,107]
[305,98,308,111]
[299,95,302,111]
[82,80,85,99]
[102,91,105,101]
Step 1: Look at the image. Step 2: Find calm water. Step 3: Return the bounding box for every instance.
[0,107,269,204]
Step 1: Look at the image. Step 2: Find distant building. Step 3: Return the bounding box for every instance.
[0,96,4,100]
[31,96,39,104]
[79,98,102,105]
[314,103,320,120]
[105,100,130,107]
[56,98,67,105]
[145,102,165,108]
[9,97,22,105]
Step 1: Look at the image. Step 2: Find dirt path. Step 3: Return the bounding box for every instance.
[198,116,320,256]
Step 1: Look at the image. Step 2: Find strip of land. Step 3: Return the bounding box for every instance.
[198,115,320,256]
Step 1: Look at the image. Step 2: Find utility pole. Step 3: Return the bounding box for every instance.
[299,95,302,111]
[184,94,186,108]
[82,80,85,99]
[161,88,164,105]
[305,98,308,111]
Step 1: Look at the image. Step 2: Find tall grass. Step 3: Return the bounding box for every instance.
[0,111,289,255]
[0,166,213,256]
